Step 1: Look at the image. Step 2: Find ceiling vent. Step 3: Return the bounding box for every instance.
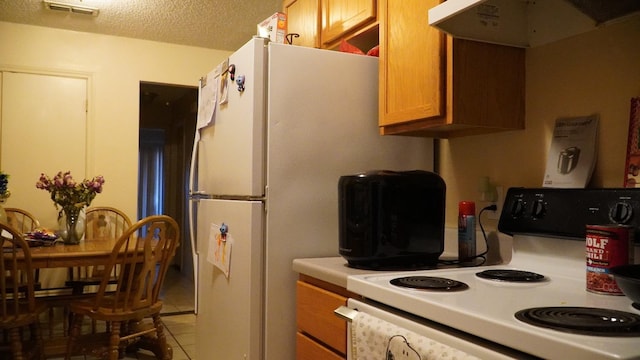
[43,1,99,16]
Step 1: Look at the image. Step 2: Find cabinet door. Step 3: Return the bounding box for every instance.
[284,0,321,48]
[296,332,345,360]
[296,281,347,355]
[321,0,376,45]
[379,0,445,127]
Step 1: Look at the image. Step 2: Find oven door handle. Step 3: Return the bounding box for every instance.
[334,305,358,322]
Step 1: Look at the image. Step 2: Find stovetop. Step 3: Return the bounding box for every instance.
[348,238,639,359]
[347,188,640,360]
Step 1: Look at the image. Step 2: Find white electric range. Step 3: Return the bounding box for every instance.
[345,188,640,360]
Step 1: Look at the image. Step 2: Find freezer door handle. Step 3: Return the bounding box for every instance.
[190,190,206,196]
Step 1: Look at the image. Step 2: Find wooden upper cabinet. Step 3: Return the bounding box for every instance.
[379,0,445,128]
[379,0,525,137]
[284,0,321,48]
[321,0,376,46]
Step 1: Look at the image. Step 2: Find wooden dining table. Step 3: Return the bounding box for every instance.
[27,237,121,269]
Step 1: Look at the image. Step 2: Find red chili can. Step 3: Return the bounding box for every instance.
[586,224,634,295]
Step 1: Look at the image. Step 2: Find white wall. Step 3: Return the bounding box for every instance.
[3,18,639,233]
[0,21,231,225]
[439,17,640,229]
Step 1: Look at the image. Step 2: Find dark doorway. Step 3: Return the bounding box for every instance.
[139,81,198,313]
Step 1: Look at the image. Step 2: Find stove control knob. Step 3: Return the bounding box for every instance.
[509,199,525,218]
[531,199,546,219]
[610,202,633,224]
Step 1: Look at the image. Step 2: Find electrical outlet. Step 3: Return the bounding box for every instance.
[488,186,504,220]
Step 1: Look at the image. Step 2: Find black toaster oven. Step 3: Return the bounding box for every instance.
[338,170,446,269]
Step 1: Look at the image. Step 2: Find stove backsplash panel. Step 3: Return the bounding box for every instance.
[498,188,640,244]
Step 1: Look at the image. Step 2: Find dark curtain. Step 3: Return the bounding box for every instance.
[138,128,165,220]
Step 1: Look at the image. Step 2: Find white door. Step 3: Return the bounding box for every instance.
[0,71,88,228]
[195,198,264,360]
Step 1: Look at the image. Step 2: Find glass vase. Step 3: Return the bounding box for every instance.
[59,207,86,245]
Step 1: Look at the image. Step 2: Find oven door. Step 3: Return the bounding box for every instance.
[337,299,533,360]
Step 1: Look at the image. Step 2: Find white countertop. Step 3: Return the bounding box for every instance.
[291,229,512,289]
[292,257,391,288]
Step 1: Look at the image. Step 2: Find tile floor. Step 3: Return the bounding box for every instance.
[49,312,196,360]
[44,266,197,360]
[160,266,196,316]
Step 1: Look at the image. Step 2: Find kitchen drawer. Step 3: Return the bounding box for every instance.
[296,280,347,354]
[296,332,345,360]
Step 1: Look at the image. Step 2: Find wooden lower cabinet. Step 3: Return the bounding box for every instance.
[297,332,344,360]
[296,275,359,359]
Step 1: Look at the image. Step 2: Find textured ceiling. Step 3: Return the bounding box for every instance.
[0,0,283,51]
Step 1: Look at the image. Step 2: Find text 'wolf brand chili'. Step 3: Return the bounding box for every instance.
[586,224,634,295]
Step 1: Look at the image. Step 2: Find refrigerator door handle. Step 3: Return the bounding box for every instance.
[188,128,201,314]
[188,130,200,246]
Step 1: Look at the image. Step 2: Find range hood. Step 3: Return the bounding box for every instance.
[429,0,640,47]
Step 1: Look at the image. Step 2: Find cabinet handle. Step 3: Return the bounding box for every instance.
[286,33,300,45]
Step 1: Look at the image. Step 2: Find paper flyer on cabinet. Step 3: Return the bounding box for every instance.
[543,115,598,188]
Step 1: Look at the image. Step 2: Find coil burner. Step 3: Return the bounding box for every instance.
[476,269,546,282]
[389,276,469,292]
[515,307,640,336]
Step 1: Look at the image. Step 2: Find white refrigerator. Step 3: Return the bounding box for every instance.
[189,37,434,360]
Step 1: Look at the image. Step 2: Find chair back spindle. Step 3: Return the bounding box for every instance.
[4,207,40,233]
[66,207,133,294]
[93,215,179,313]
[85,207,132,241]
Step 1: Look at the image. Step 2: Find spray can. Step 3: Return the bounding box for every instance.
[458,201,476,262]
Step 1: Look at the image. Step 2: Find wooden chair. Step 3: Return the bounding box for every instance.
[65,207,133,295]
[5,207,73,340]
[4,208,41,233]
[4,208,43,293]
[0,222,47,360]
[65,215,180,360]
